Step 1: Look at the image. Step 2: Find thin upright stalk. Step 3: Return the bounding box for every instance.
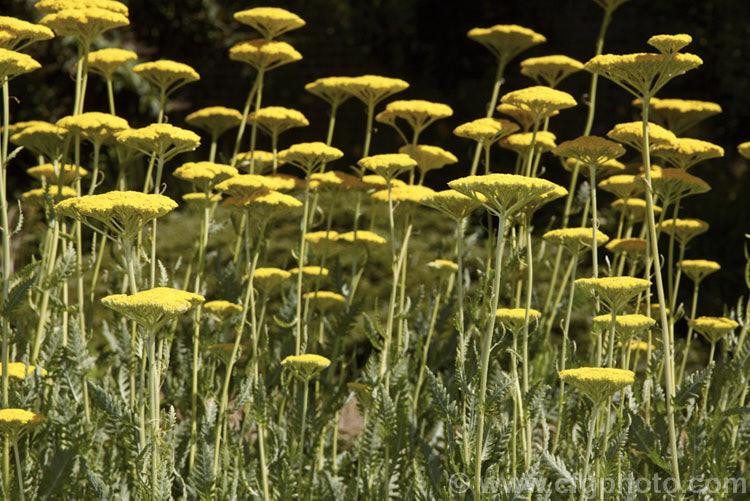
[580,403,599,501]
[11,438,23,501]
[677,281,700,384]
[640,100,682,495]
[469,63,505,176]
[0,78,10,498]
[295,177,312,356]
[474,214,506,500]
[520,222,534,467]
[552,254,579,452]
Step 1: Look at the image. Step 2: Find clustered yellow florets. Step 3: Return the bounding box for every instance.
[173,162,238,191]
[495,307,542,333]
[543,227,609,254]
[185,106,243,137]
[689,316,739,344]
[519,55,584,87]
[677,259,720,283]
[467,24,546,63]
[0,16,54,51]
[39,7,129,44]
[575,277,651,311]
[281,354,331,379]
[229,39,302,71]
[87,47,137,77]
[0,48,42,80]
[101,287,204,330]
[500,86,576,121]
[55,190,177,239]
[559,367,635,404]
[234,7,305,40]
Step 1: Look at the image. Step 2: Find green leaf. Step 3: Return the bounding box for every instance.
[2,261,39,317]
[629,412,671,473]
[674,362,713,409]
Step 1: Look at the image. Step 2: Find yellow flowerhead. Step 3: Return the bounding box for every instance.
[647,34,692,56]
[559,367,634,404]
[181,193,222,210]
[562,157,624,179]
[645,98,722,135]
[229,39,302,72]
[288,266,329,281]
[398,144,457,177]
[101,287,204,331]
[467,24,545,64]
[229,190,302,219]
[337,230,388,248]
[39,7,129,45]
[677,260,720,284]
[496,103,546,131]
[495,308,542,333]
[304,76,355,108]
[689,316,739,344]
[448,173,562,217]
[278,142,344,176]
[87,47,136,78]
[358,153,417,182]
[0,409,46,438]
[605,238,648,258]
[498,131,557,155]
[173,162,238,192]
[0,48,41,81]
[185,106,243,139]
[360,175,405,190]
[236,150,276,174]
[453,118,520,144]
[420,189,481,221]
[115,123,200,159]
[500,86,576,122]
[585,51,702,98]
[519,55,584,88]
[371,185,436,206]
[250,106,309,139]
[657,218,709,246]
[575,277,651,312]
[252,267,291,293]
[22,186,77,206]
[10,122,67,161]
[0,16,54,51]
[651,138,724,170]
[427,259,459,276]
[133,60,199,96]
[56,112,129,146]
[281,354,330,380]
[303,291,346,312]
[27,163,87,185]
[382,100,453,135]
[34,0,129,15]
[593,314,656,341]
[305,230,340,256]
[215,174,285,198]
[55,190,177,240]
[598,174,642,201]
[0,363,47,381]
[517,184,568,217]
[645,168,710,205]
[739,142,750,160]
[341,75,409,108]
[611,198,661,222]
[234,7,305,40]
[202,300,242,322]
[310,171,366,191]
[543,228,609,255]
[552,136,625,171]
[606,121,676,152]
[617,340,655,354]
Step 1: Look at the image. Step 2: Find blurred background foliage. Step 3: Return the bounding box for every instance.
[5,0,750,314]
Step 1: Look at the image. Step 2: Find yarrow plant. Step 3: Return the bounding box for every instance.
[0,3,748,501]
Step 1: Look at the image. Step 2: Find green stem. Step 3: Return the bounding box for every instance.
[474,213,506,500]
[230,78,261,168]
[641,99,682,495]
[552,254,579,453]
[106,78,116,115]
[11,438,23,501]
[362,103,375,158]
[677,281,700,384]
[295,178,312,356]
[149,155,165,288]
[469,62,505,176]
[298,380,310,492]
[580,403,599,501]
[521,222,534,467]
[248,70,265,173]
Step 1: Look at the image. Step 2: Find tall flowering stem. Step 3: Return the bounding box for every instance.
[474,213,506,499]
[640,99,682,493]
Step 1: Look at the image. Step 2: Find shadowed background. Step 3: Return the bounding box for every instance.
[5,0,750,314]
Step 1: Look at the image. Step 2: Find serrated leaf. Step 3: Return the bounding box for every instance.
[674,362,713,409]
